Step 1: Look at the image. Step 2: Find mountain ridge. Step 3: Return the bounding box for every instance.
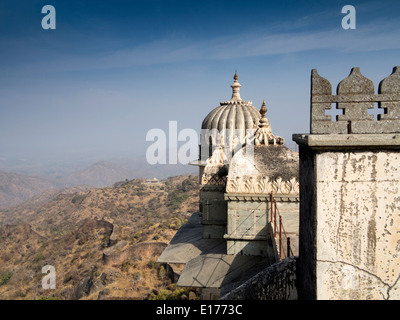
[0,158,197,209]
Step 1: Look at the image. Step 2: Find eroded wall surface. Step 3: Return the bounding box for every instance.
[316,151,400,299]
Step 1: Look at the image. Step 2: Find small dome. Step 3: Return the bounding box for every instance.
[201,73,261,133]
[201,103,261,132]
[199,74,261,162]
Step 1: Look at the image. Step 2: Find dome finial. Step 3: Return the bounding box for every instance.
[255,100,284,146]
[258,100,269,129]
[230,72,242,101]
[260,100,267,117]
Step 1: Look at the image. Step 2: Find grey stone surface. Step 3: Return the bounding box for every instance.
[157,212,226,264]
[200,188,227,239]
[296,145,317,300]
[294,130,400,299]
[337,67,374,95]
[220,257,298,300]
[379,66,400,94]
[227,145,299,183]
[310,66,400,134]
[293,133,400,148]
[311,120,348,134]
[177,253,274,297]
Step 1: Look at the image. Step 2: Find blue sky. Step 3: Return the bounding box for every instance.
[0,0,399,163]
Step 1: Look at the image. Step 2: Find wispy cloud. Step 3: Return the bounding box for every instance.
[3,17,400,75]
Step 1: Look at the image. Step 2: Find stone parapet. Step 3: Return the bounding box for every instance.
[310,66,400,134]
[220,257,298,300]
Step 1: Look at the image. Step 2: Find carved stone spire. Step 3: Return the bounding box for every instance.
[219,72,253,105]
[230,72,243,102]
[258,100,271,130]
[254,100,284,146]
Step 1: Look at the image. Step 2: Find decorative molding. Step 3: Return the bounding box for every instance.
[219,100,253,106]
[226,176,299,195]
[200,184,226,192]
[224,193,299,202]
[201,174,227,186]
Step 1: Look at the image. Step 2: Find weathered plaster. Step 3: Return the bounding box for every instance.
[315,151,400,299]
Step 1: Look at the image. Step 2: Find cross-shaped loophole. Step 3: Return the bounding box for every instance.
[325,103,343,122]
[368,102,385,120]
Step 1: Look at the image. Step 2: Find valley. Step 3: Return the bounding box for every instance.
[0,175,199,300]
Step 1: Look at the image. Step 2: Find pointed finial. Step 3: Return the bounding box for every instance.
[258,100,269,128]
[230,72,242,101]
[260,100,267,117]
[255,100,284,146]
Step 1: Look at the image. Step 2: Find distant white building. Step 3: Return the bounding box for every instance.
[145,177,159,184]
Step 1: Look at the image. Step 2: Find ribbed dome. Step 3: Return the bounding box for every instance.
[199,74,261,162]
[201,102,261,132]
[201,74,261,132]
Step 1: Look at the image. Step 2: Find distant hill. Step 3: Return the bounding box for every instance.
[104,157,198,181]
[59,160,135,188]
[0,156,197,209]
[57,159,197,188]
[0,171,57,209]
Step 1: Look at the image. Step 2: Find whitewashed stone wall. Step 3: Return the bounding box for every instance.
[316,151,400,299]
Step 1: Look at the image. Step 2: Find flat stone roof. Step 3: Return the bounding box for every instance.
[177,253,274,296]
[157,212,226,264]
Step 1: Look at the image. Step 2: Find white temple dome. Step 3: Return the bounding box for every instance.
[199,74,261,161]
[201,73,260,132]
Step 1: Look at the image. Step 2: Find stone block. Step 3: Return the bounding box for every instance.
[351,119,400,134]
[311,120,348,134]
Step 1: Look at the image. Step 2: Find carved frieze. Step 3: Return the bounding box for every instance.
[226,176,299,195]
[201,174,227,186]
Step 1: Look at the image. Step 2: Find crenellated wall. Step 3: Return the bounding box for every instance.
[311,66,400,134]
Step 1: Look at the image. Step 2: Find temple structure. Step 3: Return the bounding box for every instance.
[157,74,300,299]
[156,67,400,300]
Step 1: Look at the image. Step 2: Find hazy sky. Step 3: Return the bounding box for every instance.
[0,0,399,163]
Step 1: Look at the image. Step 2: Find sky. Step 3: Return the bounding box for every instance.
[0,0,399,165]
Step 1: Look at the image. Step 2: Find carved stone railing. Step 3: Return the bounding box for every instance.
[311,66,400,134]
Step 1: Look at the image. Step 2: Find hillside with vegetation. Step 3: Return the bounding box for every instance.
[0,175,199,300]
